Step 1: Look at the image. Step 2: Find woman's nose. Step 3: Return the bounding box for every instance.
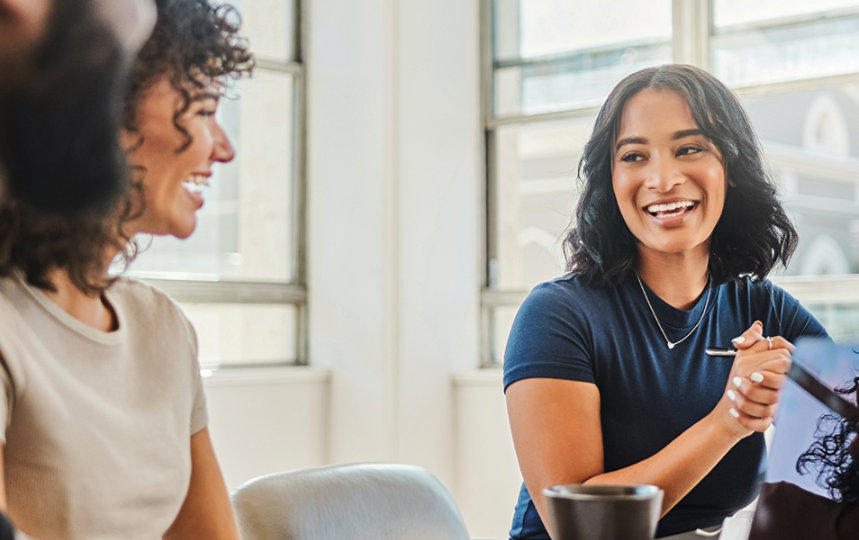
[212,122,235,163]
[644,156,683,192]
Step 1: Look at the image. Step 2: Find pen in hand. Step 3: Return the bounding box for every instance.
[706,348,737,357]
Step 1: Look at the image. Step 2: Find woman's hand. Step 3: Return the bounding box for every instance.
[715,321,793,438]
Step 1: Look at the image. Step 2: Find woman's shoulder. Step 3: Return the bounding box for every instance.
[528,273,612,303]
[108,277,190,322]
[719,275,792,302]
[515,274,621,328]
[738,275,804,307]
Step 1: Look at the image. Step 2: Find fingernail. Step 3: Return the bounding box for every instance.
[732,336,745,345]
[732,376,743,387]
[726,389,737,402]
[754,320,762,327]
[729,408,739,418]
[750,372,764,383]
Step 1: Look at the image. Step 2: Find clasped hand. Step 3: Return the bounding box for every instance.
[719,321,793,437]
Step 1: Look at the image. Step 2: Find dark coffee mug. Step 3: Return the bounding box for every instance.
[543,484,663,540]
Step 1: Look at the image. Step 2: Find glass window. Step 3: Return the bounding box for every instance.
[183,303,299,369]
[234,0,296,62]
[711,1,859,87]
[492,0,672,116]
[489,118,590,290]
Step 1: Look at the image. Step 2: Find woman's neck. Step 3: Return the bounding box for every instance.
[41,268,117,332]
[636,250,710,310]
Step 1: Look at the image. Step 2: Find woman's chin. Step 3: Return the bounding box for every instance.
[171,225,196,240]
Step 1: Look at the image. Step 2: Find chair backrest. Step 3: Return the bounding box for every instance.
[231,462,471,540]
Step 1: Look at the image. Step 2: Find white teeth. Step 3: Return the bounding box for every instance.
[189,174,209,186]
[182,175,210,192]
[646,201,694,215]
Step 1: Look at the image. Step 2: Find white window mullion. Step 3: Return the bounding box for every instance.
[672,0,710,68]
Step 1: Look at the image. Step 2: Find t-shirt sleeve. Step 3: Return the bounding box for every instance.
[186,323,208,435]
[502,281,596,391]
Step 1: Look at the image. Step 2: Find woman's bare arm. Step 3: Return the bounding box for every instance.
[163,429,239,540]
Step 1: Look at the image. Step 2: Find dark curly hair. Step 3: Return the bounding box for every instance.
[0,0,254,296]
[122,0,255,149]
[796,376,859,505]
[564,64,797,285]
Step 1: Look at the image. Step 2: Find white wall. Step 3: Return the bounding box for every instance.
[207,1,524,537]
[306,0,483,483]
[205,367,330,489]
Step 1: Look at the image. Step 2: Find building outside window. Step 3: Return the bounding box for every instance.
[483,0,859,366]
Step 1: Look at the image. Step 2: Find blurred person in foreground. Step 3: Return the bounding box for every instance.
[0,0,253,537]
[0,0,154,213]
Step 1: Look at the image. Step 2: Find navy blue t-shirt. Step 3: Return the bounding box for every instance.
[503,274,828,539]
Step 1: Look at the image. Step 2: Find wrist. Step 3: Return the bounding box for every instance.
[702,408,749,446]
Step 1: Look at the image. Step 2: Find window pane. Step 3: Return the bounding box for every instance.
[182,303,299,369]
[490,118,593,289]
[132,71,296,282]
[740,84,859,277]
[231,0,295,62]
[711,2,859,86]
[492,0,672,116]
[803,303,859,342]
[714,0,859,27]
[493,0,671,60]
[488,306,518,367]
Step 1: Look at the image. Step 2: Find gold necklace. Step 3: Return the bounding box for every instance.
[635,273,712,350]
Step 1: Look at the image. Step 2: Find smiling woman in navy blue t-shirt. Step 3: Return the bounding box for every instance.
[503,64,828,539]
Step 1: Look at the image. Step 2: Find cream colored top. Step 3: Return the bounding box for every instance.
[0,275,207,539]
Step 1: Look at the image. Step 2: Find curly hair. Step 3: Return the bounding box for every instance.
[796,376,859,504]
[0,0,254,296]
[122,0,255,148]
[564,64,797,285]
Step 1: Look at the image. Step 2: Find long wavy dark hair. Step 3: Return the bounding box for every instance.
[0,0,254,296]
[564,64,797,285]
[796,376,859,504]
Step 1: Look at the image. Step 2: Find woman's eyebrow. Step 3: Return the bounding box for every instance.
[673,128,703,140]
[615,136,645,152]
[191,91,220,102]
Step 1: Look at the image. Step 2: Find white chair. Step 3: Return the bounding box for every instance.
[231,462,471,540]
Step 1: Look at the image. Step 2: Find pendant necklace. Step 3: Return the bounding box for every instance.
[635,272,712,350]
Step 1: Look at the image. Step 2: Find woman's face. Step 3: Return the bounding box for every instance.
[123,75,233,239]
[612,88,727,262]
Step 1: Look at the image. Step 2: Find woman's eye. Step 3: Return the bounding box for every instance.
[678,146,703,156]
[620,152,643,163]
[198,109,216,118]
